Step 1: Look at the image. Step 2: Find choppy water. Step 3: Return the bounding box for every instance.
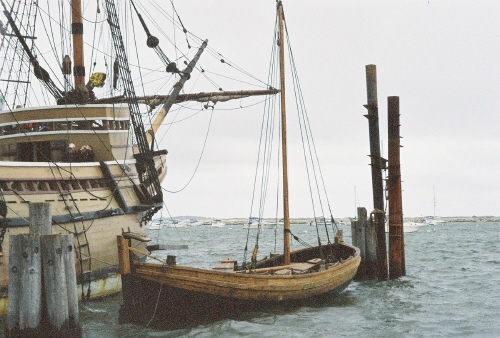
[2,222,499,337]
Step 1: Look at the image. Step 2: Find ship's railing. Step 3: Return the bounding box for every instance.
[0,119,130,136]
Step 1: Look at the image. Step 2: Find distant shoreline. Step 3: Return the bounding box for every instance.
[168,216,500,225]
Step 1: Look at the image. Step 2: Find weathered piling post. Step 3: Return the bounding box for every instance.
[365,210,379,279]
[40,234,80,335]
[6,234,42,335]
[6,203,81,337]
[370,209,386,280]
[28,202,52,235]
[351,207,378,280]
[351,208,366,280]
[364,64,388,281]
[387,96,406,278]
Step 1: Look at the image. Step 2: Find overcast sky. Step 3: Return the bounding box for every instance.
[148,1,500,219]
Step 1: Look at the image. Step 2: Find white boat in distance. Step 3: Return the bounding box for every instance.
[311,217,333,227]
[402,221,425,233]
[385,221,425,233]
[243,218,277,229]
[211,219,226,227]
[424,216,446,225]
[148,218,190,230]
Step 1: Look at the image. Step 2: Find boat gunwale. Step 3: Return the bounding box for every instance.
[134,253,360,280]
[131,242,360,281]
[129,249,360,301]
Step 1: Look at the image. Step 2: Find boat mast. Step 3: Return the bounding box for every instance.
[277,1,290,266]
[71,0,85,91]
[433,185,436,218]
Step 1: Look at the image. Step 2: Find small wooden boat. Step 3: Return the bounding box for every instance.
[116,1,360,327]
[117,232,359,326]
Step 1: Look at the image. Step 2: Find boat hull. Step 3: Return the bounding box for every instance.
[0,153,167,315]
[0,211,148,315]
[119,242,360,327]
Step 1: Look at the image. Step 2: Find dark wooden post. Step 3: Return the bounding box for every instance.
[387,96,405,278]
[117,235,135,324]
[364,64,388,281]
[365,210,380,279]
[371,209,387,281]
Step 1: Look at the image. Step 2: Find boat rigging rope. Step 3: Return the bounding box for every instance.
[283,16,338,244]
[243,23,280,265]
[146,283,163,327]
[0,188,7,254]
[286,229,312,249]
[2,2,63,101]
[163,108,213,193]
[0,2,34,108]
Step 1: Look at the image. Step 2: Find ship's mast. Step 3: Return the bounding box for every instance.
[71,0,85,91]
[277,1,290,266]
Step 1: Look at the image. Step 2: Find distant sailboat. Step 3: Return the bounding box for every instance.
[426,185,445,225]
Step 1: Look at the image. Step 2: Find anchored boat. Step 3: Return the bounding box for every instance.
[117,1,360,327]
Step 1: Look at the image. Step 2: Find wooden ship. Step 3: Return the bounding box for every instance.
[117,1,360,327]
[0,0,274,314]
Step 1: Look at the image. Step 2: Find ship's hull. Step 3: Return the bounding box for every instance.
[0,154,167,315]
[118,241,360,327]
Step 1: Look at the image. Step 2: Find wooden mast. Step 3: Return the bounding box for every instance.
[71,0,85,91]
[277,1,290,266]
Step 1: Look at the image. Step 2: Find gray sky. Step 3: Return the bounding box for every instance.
[151,1,499,219]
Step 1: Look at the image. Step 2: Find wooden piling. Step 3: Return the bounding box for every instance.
[351,208,366,280]
[6,235,42,334]
[29,203,52,235]
[63,235,79,324]
[41,235,69,330]
[372,209,387,281]
[387,96,405,279]
[351,207,379,280]
[40,234,80,334]
[364,64,388,281]
[365,210,379,279]
[6,203,81,337]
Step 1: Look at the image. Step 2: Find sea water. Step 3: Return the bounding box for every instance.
[1,222,499,337]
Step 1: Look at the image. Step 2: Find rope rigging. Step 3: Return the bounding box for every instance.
[163,108,213,194]
[1,1,63,100]
[130,0,178,74]
[244,2,340,264]
[104,0,163,210]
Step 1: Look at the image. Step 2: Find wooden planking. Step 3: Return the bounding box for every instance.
[133,254,360,301]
